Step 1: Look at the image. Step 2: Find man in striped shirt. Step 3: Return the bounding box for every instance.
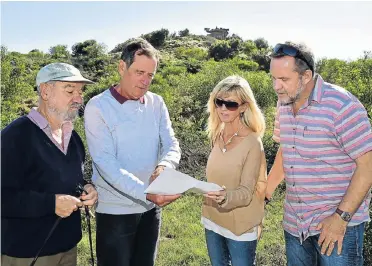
[266,41,372,266]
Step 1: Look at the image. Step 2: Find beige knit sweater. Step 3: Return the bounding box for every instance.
[202,133,267,236]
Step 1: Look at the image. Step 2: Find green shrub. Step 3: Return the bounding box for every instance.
[174,47,208,61]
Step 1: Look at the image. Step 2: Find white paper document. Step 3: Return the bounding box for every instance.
[144,167,222,195]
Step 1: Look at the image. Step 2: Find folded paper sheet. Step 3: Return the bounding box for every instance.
[144,167,222,195]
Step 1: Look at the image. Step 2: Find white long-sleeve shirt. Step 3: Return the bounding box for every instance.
[84,88,181,214]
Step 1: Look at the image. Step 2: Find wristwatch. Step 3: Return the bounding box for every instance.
[335,208,352,222]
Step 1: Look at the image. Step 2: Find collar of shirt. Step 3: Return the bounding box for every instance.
[110,85,145,104]
[294,74,325,111]
[308,74,325,104]
[27,107,73,153]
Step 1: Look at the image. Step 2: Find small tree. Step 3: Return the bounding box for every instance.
[49,45,70,59]
[1,45,8,59]
[229,34,243,41]
[143,28,169,48]
[178,28,190,37]
[229,38,242,52]
[254,38,269,49]
[209,40,233,61]
[254,37,269,50]
[71,40,106,58]
[110,41,130,54]
[242,40,258,57]
[252,50,271,71]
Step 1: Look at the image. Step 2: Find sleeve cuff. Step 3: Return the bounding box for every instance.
[158,161,174,169]
[272,135,280,143]
[47,194,56,215]
[83,179,96,189]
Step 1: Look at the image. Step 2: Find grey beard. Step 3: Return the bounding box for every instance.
[280,82,305,106]
[47,104,81,122]
[65,110,79,121]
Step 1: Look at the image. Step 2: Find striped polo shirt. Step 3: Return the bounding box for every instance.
[273,74,372,241]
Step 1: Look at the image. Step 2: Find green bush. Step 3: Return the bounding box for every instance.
[178,28,190,37]
[143,28,169,48]
[365,208,372,265]
[174,47,208,61]
[231,58,259,71]
[208,40,233,61]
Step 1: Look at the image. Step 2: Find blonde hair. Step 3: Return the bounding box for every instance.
[206,75,266,144]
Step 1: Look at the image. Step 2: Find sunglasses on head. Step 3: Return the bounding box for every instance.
[272,43,314,74]
[215,98,242,111]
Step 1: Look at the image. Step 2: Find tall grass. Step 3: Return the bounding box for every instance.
[78,192,286,266]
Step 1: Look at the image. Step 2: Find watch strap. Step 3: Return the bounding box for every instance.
[335,208,351,222]
[335,208,343,216]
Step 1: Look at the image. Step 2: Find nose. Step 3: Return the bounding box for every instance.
[73,94,83,104]
[141,76,151,86]
[273,79,283,92]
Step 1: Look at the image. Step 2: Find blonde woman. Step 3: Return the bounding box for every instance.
[202,75,267,266]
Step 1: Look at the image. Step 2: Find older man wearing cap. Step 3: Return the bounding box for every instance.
[266,41,372,265]
[1,63,98,266]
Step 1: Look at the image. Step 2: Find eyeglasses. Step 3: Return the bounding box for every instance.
[215,98,242,111]
[272,43,314,74]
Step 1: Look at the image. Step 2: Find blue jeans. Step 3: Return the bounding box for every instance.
[205,229,257,266]
[284,222,365,266]
[96,207,161,266]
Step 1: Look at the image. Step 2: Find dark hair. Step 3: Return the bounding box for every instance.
[288,41,314,76]
[272,41,315,77]
[120,38,160,68]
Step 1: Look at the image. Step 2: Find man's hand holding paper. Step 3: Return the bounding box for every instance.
[146,165,181,207]
[146,193,181,207]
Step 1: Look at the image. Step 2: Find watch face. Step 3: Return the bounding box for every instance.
[341,212,351,221]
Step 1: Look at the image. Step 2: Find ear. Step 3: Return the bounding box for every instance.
[118,60,127,76]
[302,69,313,85]
[39,83,51,101]
[241,102,249,113]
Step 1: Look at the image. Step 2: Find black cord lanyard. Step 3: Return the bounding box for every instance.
[83,204,95,266]
[29,217,61,266]
[30,184,94,266]
[77,183,95,266]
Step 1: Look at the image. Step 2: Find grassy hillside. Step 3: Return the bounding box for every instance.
[2,29,371,265]
[77,192,286,266]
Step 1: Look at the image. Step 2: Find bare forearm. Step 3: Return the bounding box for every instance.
[338,151,372,214]
[256,179,267,202]
[266,147,285,198]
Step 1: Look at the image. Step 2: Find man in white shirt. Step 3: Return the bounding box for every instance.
[84,38,181,266]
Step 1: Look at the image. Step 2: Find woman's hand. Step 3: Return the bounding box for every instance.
[204,186,227,205]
